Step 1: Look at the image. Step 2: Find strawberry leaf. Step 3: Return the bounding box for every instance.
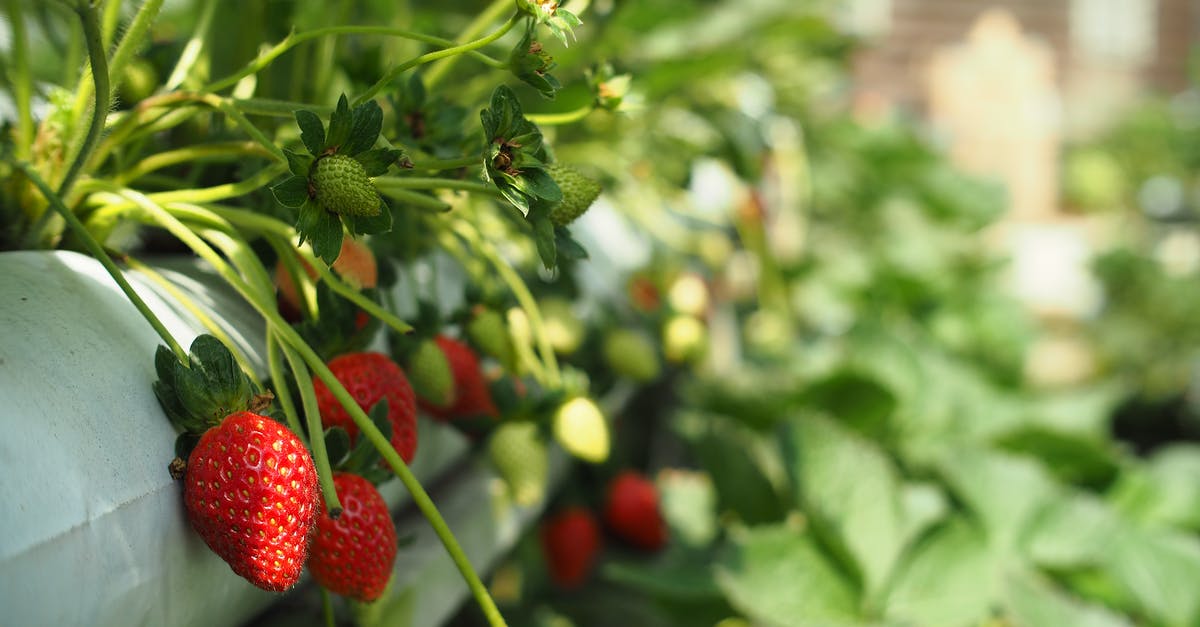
[296,109,326,156]
[344,100,383,157]
[356,148,404,177]
[344,200,392,235]
[527,203,557,269]
[324,427,351,468]
[325,94,353,152]
[272,175,310,208]
[555,227,588,261]
[297,202,345,264]
[283,149,314,178]
[518,167,562,202]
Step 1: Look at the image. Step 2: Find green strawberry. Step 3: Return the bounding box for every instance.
[407,338,456,408]
[488,422,548,506]
[467,306,517,371]
[603,329,661,382]
[312,154,380,217]
[546,164,601,226]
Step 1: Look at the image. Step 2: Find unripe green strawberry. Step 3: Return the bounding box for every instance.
[312,154,380,217]
[546,164,601,226]
[489,422,548,506]
[603,329,661,382]
[467,306,517,371]
[407,338,456,408]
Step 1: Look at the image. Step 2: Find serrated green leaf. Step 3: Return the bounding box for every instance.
[1004,569,1133,627]
[356,148,403,177]
[296,109,326,155]
[1103,528,1200,625]
[498,183,531,214]
[781,415,905,602]
[518,166,562,202]
[344,200,392,235]
[884,516,1001,626]
[283,148,314,178]
[272,175,310,208]
[344,100,383,156]
[715,524,860,627]
[1025,493,1121,569]
[676,413,788,525]
[936,448,1061,551]
[297,202,345,264]
[555,227,588,261]
[325,94,353,151]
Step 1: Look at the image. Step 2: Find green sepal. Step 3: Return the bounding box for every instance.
[152,335,257,435]
[283,148,314,178]
[324,426,352,468]
[497,180,531,215]
[272,175,310,208]
[509,29,561,100]
[325,94,353,152]
[174,431,200,461]
[344,199,393,235]
[297,201,345,264]
[515,167,561,203]
[344,99,383,157]
[341,398,392,478]
[295,109,326,156]
[555,227,588,261]
[356,148,404,177]
[527,202,557,269]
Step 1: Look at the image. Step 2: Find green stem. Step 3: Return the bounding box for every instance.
[123,254,256,377]
[269,237,317,320]
[58,0,110,198]
[278,334,343,517]
[116,141,273,185]
[5,0,34,161]
[103,0,164,100]
[353,12,522,107]
[423,0,515,89]
[265,332,307,440]
[231,97,333,118]
[376,188,453,213]
[451,218,560,387]
[205,25,507,95]
[293,247,414,335]
[164,0,217,89]
[321,588,336,627]
[374,176,502,196]
[412,155,481,171]
[82,164,286,214]
[11,161,186,361]
[100,0,121,48]
[199,94,288,163]
[526,104,595,126]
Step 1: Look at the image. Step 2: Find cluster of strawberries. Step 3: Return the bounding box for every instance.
[157,239,505,603]
[540,471,669,589]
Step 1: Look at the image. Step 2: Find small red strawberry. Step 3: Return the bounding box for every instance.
[184,411,319,591]
[540,507,602,589]
[313,352,418,463]
[308,472,397,602]
[420,336,498,421]
[603,471,668,551]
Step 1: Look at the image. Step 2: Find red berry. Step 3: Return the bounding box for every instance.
[308,472,398,602]
[420,336,498,421]
[314,352,418,463]
[540,507,601,589]
[603,471,668,551]
[183,411,319,591]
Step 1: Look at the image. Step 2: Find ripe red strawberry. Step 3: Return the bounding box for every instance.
[313,352,418,463]
[420,336,498,421]
[540,507,601,589]
[603,471,668,551]
[183,411,319,591]
[308,472,397,602]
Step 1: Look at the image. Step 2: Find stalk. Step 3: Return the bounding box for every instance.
[58,0,110,198]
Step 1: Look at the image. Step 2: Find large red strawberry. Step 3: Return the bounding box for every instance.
[419,335,498,421]
[183,411,319,591]
[308,472,397,602]
[540,507,602,589]
[603,471,668,551]
[313,352,418,463]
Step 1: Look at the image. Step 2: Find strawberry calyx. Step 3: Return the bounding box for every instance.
[153,334,261,436]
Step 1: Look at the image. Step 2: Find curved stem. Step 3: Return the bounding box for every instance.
[164,0,217,90]
[377,188,452,213]
[291,246,415,336]
[58,0,110,198]
[526,104,595,126]
[266,333,307,440]
[374,176,502,197]
[353,12,522,107]
[423,0,515,89]
[5,0,34,161]
[116,141,273,185]
[411,155,482,172]
[11,161,186,360]
[205,25,507,95]
[82,164,286,215]
[278,334,343,517]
